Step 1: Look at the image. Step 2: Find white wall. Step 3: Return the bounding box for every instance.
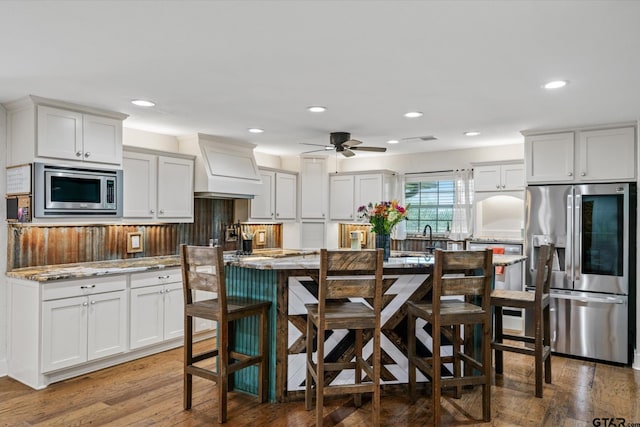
[123,127,180,151]
[1,104,8,376]
[336,143,524,173]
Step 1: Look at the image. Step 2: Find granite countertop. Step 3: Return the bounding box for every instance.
[6,249,526,282]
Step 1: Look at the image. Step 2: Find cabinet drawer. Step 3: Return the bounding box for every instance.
[42,275,127,301]
[130,268,182,288]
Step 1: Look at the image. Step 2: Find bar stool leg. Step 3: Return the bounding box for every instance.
[494,306,504,374]
[354,329,362,407]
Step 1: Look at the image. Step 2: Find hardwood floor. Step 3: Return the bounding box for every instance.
[1,340,639,426]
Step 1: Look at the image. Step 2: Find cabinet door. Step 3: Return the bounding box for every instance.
[474,165,501,191]
[525,132,574,183]
[163,282,185,340]
[157,156,194,220]
[355,174,383,211]
[193,290,216,333]
[251,171,275,219]
[87,290,127,360]
[578,127,636,181]
[275,172,297,220]
[123,151,157,218]
[300,158,326,219]
[501,164,524,190]
[42,296,88,372]
[82,114,123,164]
[329,175,355,220]
[130,286,164,349]
[36,105,83,161]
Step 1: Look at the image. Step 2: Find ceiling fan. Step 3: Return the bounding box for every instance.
[301,132,387,158]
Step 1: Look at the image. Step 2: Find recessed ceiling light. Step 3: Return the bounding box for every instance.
[464,131,480,136]
[131,99,155,107]
[307,106,327,113]
[543,80,568,90]
[248,128,264,134]
[404,111,423,118]
[387,139,399,144]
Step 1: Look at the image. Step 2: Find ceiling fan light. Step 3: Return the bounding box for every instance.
[324,146,333,150]
[387,139,399,144]
[464,131,480,136]
[248,128,264,133]
[307,106,326,113]
[404,111,423,118]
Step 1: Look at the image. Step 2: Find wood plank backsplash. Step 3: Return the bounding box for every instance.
[7,199,237,270]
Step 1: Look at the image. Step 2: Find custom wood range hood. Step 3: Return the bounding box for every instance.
[178,133,263,199]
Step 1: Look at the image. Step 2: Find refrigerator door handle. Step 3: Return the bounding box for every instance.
[551,292,626,304]
[566,193,573,283]
[574,193,581,282]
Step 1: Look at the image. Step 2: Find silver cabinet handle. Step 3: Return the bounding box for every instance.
[158,275,170,280]
[496,184,500,189]
[90,300,96,305]
[84,152,91,158]
[76,151,82,157]
[581,172,586,176]
[568,172,573,176]
[150,209,155,214]
[159,209,164,214]
[159,289,165,294]
[82,302,88,307]
[80,284,96,289]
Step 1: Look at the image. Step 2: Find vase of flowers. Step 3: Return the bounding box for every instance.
[357,200,410,261]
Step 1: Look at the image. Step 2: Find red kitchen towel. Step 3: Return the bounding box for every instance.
[492,247,505,274]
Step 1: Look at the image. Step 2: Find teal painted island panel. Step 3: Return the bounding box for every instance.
[224,265,278,402]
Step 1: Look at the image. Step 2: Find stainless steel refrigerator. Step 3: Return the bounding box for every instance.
[525,183,636,364]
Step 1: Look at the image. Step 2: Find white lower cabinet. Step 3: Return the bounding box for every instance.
[7,268,191,390]
[129,269,184,349]
[41,277,127,373]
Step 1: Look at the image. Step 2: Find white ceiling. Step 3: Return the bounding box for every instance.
[1,0,639,158]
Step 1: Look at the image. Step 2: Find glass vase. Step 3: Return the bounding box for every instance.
[375,233,390,261]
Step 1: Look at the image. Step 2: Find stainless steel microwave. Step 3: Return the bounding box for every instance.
[33,162,123,217]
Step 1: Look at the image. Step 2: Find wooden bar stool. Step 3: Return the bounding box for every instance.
[305,249,384,427]
[491,243,554,397]
[407,248,493,425]
[180,244,271,424]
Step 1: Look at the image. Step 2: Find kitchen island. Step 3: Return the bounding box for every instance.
[218,250,525,402]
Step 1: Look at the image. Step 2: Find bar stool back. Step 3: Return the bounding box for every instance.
[180,244,270,424]
[305,248,384,427]
[491,243,555,397]
[407,248,493,425]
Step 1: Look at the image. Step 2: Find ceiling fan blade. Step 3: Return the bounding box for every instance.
[343,139,363,148]
[341,149,355,158]
[301,149,330,154]
[350,146,387,152]
[300,142,332,148]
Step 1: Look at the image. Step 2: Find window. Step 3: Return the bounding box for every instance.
[404,176,455,234]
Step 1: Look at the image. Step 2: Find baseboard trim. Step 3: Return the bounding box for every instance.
[633,349,640,370]
[0,358,7,377]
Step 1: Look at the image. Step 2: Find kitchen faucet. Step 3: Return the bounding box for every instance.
[422,224,435,254]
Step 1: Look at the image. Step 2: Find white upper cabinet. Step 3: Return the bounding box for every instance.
[38,105,123,164]
[123,147,194,222]
[251,171,275,219]
[474,161,524,192]
[329,171,398,220]
[329,174,355,220]
[525,132,575,183]
[300,157,327,219]
[4,96,127,167]
[524,125,636,184]
[250,169,297,220]
[577,127,636,181]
